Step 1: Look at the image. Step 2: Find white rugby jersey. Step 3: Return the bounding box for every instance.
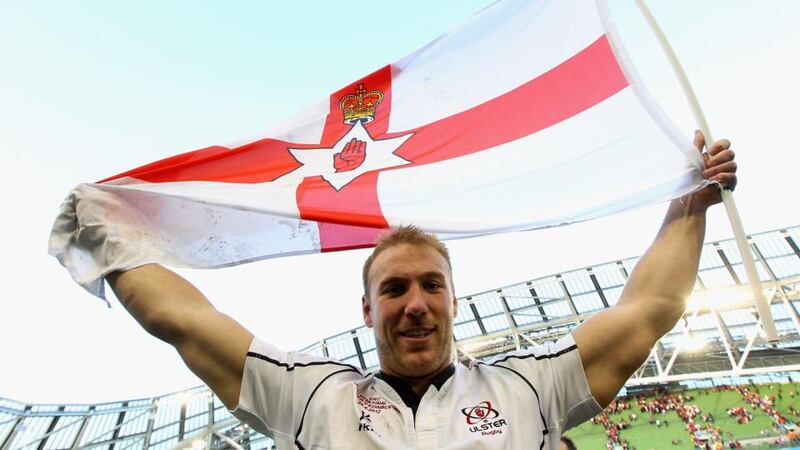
[232,334,600,450]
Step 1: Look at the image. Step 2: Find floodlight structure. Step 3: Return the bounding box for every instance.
[3,226,799,450]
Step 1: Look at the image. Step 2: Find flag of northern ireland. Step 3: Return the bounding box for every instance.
[50,0,706,298]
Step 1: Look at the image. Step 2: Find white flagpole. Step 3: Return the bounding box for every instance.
[634,0,778,343]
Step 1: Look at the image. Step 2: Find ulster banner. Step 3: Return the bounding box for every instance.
[50,0,707,298]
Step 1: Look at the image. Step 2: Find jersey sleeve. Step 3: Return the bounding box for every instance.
[231,337,363,441]
[485,333,601,432]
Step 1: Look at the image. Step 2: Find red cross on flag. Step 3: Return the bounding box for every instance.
[50,0,707,298]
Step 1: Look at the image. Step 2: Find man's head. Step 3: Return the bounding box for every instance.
[559,436,577,450]
[362,226,457,380]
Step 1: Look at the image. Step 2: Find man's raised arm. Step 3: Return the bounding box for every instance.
[107,264,253,409]
[572,131,737,406]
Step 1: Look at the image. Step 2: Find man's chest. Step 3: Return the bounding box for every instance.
[295,374,552,450]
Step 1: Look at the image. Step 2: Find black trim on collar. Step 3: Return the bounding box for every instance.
[375,364,456,417]
[431,363,456,389]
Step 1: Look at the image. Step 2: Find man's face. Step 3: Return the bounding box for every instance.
[362,243,457,379]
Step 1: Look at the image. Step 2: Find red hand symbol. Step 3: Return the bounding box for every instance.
[333,138,367,173]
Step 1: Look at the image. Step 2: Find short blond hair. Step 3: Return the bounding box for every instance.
[362,225,452,296]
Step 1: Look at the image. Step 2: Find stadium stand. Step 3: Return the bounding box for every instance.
[2,225,799,449]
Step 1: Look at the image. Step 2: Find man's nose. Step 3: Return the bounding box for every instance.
[404,284,430,316]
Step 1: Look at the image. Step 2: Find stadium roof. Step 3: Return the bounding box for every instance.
[302,225,800,383]
[3,225,799,450]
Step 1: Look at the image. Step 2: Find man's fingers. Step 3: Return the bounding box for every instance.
[693,130,705,152]
[690,134,737,196]
[705,148,735,167]
[710,172,737,191]
[707,139,731,157]
[703,160,737,178]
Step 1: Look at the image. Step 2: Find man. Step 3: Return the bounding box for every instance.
[104,131,736,449]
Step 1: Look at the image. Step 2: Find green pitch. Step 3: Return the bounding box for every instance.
[562,384,800,449]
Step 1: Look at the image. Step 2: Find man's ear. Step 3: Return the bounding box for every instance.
[451,284,458,319]
[362,295,373,328]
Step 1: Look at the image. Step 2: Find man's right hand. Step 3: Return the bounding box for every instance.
[107,264,252,409]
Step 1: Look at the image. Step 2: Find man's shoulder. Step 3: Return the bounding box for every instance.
[245,336,367,375]
[478,333,579,368]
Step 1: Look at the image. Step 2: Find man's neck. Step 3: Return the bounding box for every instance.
[408,372,441,397]
[378,363,456,397]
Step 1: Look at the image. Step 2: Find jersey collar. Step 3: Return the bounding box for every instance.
[375,364,456,416]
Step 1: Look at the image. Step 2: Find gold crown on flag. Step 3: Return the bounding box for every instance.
[339,83,384,124]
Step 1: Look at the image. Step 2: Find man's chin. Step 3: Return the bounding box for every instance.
[396,355,448,379]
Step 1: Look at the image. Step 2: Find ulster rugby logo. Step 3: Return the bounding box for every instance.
[281,83,412,191]
[461,401,507,436]
[462,401,499,425]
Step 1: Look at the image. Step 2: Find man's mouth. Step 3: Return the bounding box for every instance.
[399,328,434,338]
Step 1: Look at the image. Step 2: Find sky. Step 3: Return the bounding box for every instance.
[1,1,798,404]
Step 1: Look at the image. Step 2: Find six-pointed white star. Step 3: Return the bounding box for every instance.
[280,121,413,190]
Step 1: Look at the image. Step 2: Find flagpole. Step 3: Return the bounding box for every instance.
[634,0,778,343]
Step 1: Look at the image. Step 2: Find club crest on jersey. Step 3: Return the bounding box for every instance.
[462,401,507,436]
[280,82,412,191]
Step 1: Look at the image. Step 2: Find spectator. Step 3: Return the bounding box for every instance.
[559,435,577,450]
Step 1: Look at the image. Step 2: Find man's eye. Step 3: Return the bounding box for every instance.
[424,281,443,290]
[383,284,406,296]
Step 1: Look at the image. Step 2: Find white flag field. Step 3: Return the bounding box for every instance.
[50,0,707,299]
